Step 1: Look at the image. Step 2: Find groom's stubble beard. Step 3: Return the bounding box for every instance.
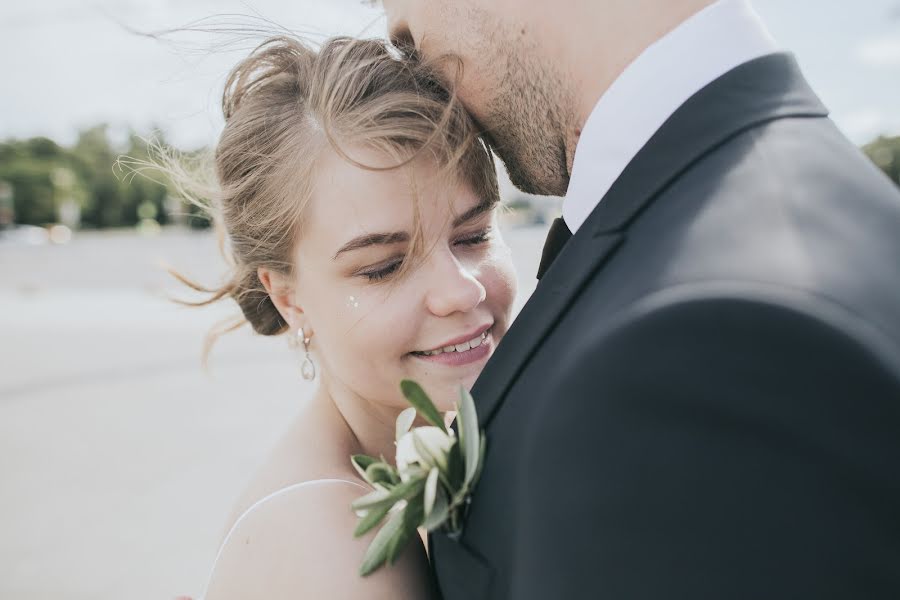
[477,19,575,197]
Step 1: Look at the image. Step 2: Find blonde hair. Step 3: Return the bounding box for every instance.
[150,35,499,367]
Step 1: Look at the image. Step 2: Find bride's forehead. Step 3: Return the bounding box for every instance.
[315,188,463,236]
[311,150,468,222]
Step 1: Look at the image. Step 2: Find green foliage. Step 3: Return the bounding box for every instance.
[863,135,900,187]
[400,379,447,432]
[0,136,74,226]
[0,161,57,225]
[0,125,203,229]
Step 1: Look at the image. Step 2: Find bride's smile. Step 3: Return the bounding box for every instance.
[409,323,492,360]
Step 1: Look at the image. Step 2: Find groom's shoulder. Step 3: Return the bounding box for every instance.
[599,283,900,367]
[688,112,900,216]
[548,285,900,417]
[706,113,900,226]
[617,114,900,348]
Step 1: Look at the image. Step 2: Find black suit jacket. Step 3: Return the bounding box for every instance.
[430,53,900,599]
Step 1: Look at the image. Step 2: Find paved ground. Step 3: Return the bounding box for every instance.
[0,220,549,600]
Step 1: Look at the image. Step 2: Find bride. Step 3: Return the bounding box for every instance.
[167,34,518,599]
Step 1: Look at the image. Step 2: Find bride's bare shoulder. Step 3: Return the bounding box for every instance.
[203,480,437,600]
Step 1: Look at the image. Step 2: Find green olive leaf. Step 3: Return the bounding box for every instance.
[351,454,378,481]
[359,508,405,576]
[353,503,392,538]
[351,475,423,512]
[456,385,481,488]
[422,484,450,532]
[400,379,446,432]
[386,496,423,567]
[444,442,465,491]
[350,486,394,513]
[365,462,400,487]
[423,467,440,518]
[475,432,487,482]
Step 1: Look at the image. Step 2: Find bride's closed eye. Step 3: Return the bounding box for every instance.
[455,227,494,250]
[359,226,494,282]
[360,260,403,282]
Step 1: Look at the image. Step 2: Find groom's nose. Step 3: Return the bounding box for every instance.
[423,249,487,317]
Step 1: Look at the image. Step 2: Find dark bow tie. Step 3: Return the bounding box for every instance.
[536,216,573,280]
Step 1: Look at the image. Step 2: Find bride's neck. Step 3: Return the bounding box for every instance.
[314,374,403,468]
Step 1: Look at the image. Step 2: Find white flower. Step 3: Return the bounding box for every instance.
[396,426,455,473]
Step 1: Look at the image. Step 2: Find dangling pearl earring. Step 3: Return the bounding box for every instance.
[299,326,316,381]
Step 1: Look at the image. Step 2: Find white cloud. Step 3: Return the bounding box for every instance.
[835,108,900,144]
[839,109,885,141]
[857,35,900,67]
[0,0,386,146]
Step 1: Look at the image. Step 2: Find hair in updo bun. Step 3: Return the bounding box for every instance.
[147,35,499,368]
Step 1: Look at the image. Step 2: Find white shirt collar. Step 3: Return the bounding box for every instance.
[563,0,780,234]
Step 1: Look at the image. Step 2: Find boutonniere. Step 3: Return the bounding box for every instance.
[349,380,486,576]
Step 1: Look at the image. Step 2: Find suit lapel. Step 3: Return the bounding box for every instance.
[473,52,829,428]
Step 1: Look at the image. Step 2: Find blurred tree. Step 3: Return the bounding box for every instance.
[121,131,171,227]
[863,135,900,188]
[26,137,64,160]
[0,125,174,228]
[70,124,125,227]
[0,162,56,225]
[0,137,70,226]
[0,181,14,228]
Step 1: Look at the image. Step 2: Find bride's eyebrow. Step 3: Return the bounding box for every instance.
[333,231,409,260]
[331,199,493,260]
[452,198,493,229]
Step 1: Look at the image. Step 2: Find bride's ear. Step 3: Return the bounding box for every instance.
[257,266,306,331]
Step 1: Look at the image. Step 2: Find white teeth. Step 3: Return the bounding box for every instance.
[416,328,491,356]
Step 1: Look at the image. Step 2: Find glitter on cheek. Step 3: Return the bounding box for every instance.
[346,295,360,309]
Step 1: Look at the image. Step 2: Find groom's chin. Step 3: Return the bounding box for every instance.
[509,167,569,197]
[498,146,570,197]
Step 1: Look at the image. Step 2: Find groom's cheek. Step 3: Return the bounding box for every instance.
[404,2,463,55]
[388,2,498,127]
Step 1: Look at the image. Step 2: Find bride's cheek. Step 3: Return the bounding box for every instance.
[484,247,517,295]
[343,294,362,310]
[482,259,517,334]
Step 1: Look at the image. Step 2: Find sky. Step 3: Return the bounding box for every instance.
[2,0,899,149]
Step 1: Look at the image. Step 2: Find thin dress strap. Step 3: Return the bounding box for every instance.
[197,478,371,599]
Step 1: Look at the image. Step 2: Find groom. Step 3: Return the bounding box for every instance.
[383,0,900,598]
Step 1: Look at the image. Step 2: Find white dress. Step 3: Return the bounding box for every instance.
[196,478,370,600]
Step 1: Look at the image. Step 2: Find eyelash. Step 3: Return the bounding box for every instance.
[361,228,493,282]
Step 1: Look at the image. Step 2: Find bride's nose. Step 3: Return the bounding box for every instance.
[424,249,487,317]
